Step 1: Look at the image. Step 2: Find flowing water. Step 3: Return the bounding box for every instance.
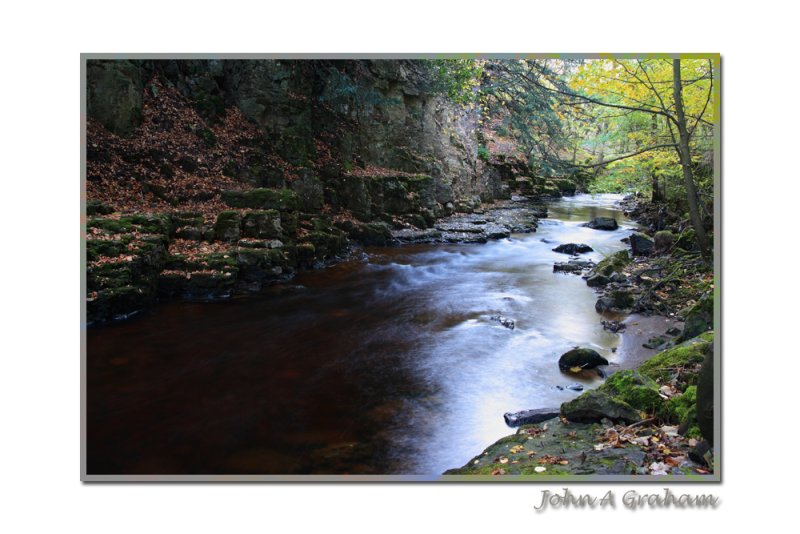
[87,193,637,475]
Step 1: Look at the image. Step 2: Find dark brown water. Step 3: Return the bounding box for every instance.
[87,194,636,475]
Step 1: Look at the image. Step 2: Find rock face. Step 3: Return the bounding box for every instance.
[583,217,618,230]
[629,233,655,256]
[558,348,609,372]
[552,243,593,255]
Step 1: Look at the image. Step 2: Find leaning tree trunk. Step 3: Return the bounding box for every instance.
[672,59,711,260]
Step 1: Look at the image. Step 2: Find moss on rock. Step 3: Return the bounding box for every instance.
[221,188,299,211]
[595,250,630,277]
[213,211,242,242]
[639,331,714,385]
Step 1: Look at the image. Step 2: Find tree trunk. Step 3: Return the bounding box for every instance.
[672,59,711,260]
[650,172,663,202]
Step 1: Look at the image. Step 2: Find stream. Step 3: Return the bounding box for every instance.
[86,193,638,475]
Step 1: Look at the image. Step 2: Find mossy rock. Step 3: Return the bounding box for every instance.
[595,250,630,277]
[295,242,317,267]
[165,252,238,273]
[560,389,641,424]
[682,293,714,340]
[639,331,714,385]
[221,188,299,211]
[170,212,205,231]
[87,263,134,291]
[668,385,699,435]
[306,231,348,261]
[335,220,393,246]
[86,237,131,262]
[87,200,114,216]
[444,419,647,476]
[241,210,282,239]
[600,371,663,416]
[675,228,698,251]
[654,230,676,253]
[213,211,241,242]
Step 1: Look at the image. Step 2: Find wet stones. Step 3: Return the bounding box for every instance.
[583,217,619,230]
[552,243,593,254]
[558,348,609,373]
[490,315,516,330]
[554,259,595,274]
[601,320,626,333]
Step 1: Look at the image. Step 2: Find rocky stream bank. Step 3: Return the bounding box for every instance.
[445,195,716,477]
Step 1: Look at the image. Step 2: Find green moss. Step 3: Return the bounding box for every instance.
[595,250,630,276]
[241,210,282,239]
[477,145,490,161]
[639,332,714,384]
[87,200,114,216]
[87,217,133,234]
[214,211,241,242]
[221,188,299,211]
[601,371,662,415]
[86,237,133,261]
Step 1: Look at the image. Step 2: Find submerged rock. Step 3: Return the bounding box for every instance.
[553,259,594,274]
[552,243,593,255]
[558,348,609,372]
[583,217,619,230]
[601,320,626,333]
[490,315,516,330]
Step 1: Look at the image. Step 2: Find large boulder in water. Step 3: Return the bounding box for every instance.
[558,348,609,372]
[583,217,618,230]
[629,233,655,256]
[552,243,593,255]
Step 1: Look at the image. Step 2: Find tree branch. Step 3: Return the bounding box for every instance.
[569,144,677,168]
